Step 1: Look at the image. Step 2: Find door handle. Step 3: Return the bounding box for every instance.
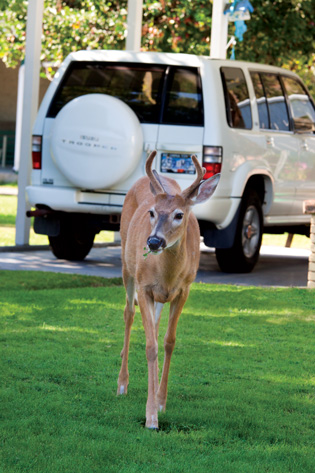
[266,136,274,147]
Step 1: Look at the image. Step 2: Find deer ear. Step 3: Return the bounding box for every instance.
[190,173,220,205]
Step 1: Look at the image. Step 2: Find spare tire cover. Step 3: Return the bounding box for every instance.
[50,94,143,189]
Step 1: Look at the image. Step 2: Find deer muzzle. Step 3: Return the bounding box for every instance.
[147,236,166,252]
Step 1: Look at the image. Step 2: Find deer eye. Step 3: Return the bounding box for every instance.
[148,210,155,218]
[174,212,184,221]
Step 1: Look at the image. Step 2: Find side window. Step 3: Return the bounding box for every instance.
[261,74,289,131]
[162,67,204,126]
[282,76,315,126]
[221,67,252,129]
[250,72,269,129]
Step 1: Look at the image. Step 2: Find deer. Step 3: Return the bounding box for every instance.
[117,150,219,429]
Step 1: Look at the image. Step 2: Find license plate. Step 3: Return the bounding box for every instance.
[160,153,196,174]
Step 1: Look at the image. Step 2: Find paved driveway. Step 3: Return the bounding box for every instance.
[0,243,310,287]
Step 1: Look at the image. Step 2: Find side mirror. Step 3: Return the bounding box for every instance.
[292,117,315,134]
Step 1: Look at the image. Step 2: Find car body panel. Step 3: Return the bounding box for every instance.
[28,50,315,241]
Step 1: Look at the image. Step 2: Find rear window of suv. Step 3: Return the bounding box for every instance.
[47,62,204,127]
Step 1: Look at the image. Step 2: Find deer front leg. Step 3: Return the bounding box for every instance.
[138,290,159,429]
[117,276,135,395]
[154,302,164,391]
[157,288,189,412]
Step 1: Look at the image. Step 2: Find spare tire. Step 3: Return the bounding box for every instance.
[50,94,143,189]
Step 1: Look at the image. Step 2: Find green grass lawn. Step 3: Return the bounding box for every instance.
[1,271,315,472]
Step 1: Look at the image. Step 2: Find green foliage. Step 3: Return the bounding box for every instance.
[0,0,314,94]
[142,0,211,54]
[1,273,315,472]
[0,0,127,74]
[235,0,315,61]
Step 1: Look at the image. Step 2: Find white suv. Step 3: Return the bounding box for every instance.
[27,50,315,272]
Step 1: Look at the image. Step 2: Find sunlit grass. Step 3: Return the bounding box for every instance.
[262,232,310,249]
[1,272,315,473]
[0,194,17,226]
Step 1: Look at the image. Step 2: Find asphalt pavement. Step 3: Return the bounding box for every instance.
[0,242,310,287]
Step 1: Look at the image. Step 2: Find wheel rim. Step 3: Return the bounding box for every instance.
[241,205,261,259]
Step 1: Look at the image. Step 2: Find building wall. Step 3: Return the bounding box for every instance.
[0,60,50,130]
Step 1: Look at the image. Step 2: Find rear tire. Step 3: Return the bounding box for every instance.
[49,220,95,261]
[215,190,263,273]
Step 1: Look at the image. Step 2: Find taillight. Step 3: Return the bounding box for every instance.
[32,135,42,170]
[202,146,222,179]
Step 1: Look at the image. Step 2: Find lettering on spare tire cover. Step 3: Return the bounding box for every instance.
[60,137,118,151]
[80,135,99,142]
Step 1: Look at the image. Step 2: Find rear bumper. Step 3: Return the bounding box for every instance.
[194,196,241,229]
[26,185,126,215]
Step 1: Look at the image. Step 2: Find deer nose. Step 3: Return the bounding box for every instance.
[147,236,166,251]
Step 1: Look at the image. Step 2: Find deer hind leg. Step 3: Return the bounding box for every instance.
[157,288,189,413]
[117,275,136,396]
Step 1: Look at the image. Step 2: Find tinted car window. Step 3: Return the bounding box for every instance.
[282,76,315,126]
[221,67,252,129]
[261,74,289,131]
[250,72,269,129]
[162,67,204,126]
[47,62,166,123]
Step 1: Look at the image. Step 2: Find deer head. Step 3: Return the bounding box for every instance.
[145,150,220,254]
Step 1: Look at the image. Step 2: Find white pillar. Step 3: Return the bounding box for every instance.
[210,0,229,59]
[13,62,25,172]
[15,0,44,245]
[126,0,143,51]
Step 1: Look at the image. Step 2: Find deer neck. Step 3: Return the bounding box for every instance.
[159,233,187,278]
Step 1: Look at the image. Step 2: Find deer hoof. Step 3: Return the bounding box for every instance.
[145,416,159,430]
[117,384,127,395]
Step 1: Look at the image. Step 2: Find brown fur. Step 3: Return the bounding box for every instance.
[117,152,219,429]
